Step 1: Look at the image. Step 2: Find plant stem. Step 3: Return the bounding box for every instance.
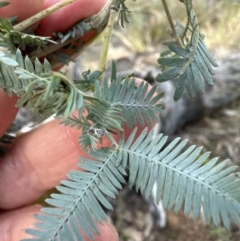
[98,5,118,81]
[161,0,183,47]
[14,0,78,32]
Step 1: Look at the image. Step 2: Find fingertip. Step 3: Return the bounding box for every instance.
[0,204,41,241]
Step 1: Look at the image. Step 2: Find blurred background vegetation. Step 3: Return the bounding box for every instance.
[113,0,240,52]
[77,0,240,73]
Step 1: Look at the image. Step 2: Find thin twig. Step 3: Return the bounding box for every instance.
[14,0,78,32]
[98,5,118,81]
[161,0,183,47]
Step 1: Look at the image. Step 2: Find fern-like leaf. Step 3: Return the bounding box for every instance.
[75,70,102,91]
[156,0,218,101]
[23,128,240,240]
[117,0,131,28]
[58,115,91,130]
[79,131,99,152]
[54,19,91,44]
[0,49,86,120]
[0,16,55,52]
[117,128,240,230]
[22,149,126,241]
[87,99,123,132]
[90,74,164,129]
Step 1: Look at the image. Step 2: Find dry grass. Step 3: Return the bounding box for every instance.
[114,0,240,52]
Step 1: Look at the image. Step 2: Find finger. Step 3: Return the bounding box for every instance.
[0,204,118,241]
[0,0,43,21]
[0,119,85,209]
[37,0,106,36]
[0,89,18,137]
[0,117,113,209]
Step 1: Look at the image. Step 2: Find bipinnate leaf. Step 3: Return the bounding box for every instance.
[24,128,240,241]
[0,48,85,121]
[22,148,127,241]
[0,15,55,52]
[156,1,218,101]
[117,128,240,230]
[91,70,164,129]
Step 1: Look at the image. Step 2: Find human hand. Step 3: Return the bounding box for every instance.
[0,1,119,240]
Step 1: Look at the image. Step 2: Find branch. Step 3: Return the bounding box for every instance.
[161,0,183,47]
[98,5,118,80]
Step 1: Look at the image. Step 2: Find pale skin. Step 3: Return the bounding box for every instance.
[0,1,152,240]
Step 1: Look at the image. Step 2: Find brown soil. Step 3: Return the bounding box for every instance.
[108,189,239,241]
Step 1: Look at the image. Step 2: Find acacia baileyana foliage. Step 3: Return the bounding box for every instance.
[156,0,218,101]
[0,0,240,241]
